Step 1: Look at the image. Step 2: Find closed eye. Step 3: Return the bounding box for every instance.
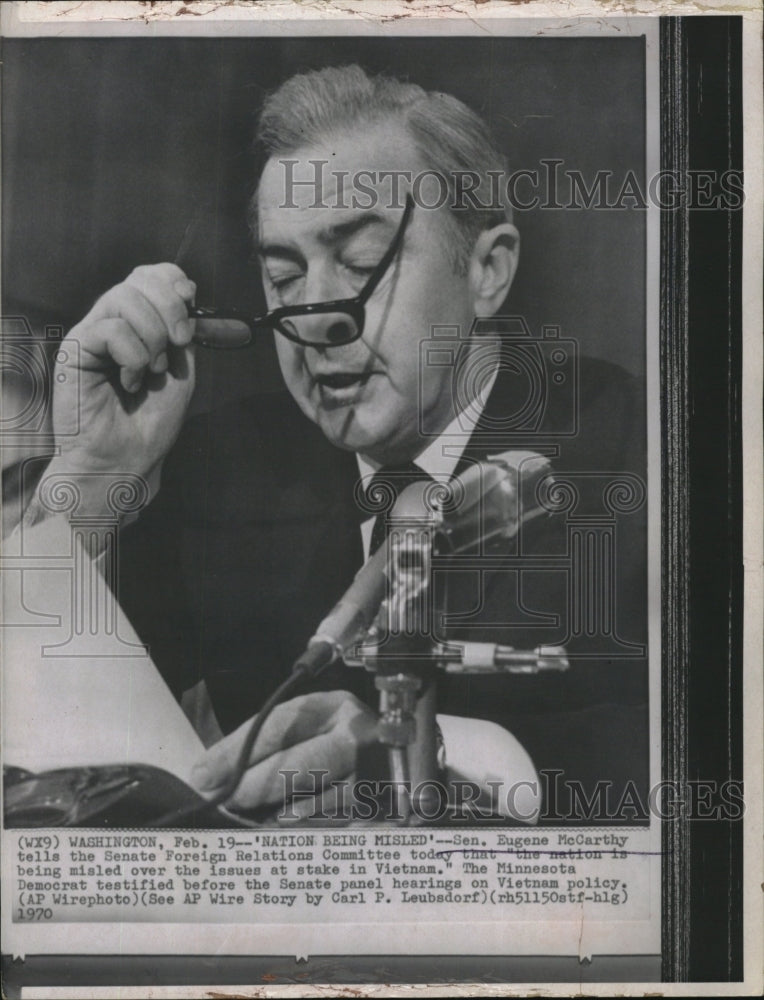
[271,275,301,289]
[266,270,304,292]
[343,262,378,276]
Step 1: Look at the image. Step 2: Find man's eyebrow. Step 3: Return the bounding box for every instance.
[257,212,390,258]
[320,212,389,244]
[257,242,303,263]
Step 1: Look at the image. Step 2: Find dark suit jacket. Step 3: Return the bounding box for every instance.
[118,354,649,821]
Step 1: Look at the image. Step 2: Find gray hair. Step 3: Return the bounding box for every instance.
[251,64,512,274]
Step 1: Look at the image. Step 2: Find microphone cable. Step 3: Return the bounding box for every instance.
[151,642,337,828]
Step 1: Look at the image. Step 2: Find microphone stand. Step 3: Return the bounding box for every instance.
[308,449,574,825]
[346,499,569,826]
[370,509,441,823]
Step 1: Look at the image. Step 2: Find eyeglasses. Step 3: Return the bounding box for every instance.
[188,194,414,349]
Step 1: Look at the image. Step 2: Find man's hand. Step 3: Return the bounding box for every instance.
[52,262,197,481]
[189,690,379,819]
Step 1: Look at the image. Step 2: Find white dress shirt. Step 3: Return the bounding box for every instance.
[355,369,497,560]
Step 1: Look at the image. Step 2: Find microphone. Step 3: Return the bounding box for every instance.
[292,449,553,677]
[292,538,390,677]
[436,449,552,553]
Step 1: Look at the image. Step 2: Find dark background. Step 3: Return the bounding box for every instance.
[2,36,646,413]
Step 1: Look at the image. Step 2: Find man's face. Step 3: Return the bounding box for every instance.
[256,124,477,464]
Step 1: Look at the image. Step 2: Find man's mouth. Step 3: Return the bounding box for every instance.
[312,371,376,405]
[314,372,373,390]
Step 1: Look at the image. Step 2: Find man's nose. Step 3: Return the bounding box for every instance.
[280,310,360,347]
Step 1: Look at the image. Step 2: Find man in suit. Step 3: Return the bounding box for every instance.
[45,65,648,822]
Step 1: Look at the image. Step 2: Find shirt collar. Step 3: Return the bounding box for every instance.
[356,366,498,485]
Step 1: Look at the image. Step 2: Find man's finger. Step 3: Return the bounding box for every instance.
[192,726,357,812]
[126,264,196,347]
[228,728,358,811]
[89,285,172,372]
[165,339,196,386]
[190,690,358,792]
[71,317,152,393]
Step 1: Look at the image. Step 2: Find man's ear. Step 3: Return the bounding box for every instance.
[468,223,520,317]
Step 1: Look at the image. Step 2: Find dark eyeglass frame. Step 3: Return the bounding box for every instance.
[188,194,415,349]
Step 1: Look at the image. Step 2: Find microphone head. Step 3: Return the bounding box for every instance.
[435,450,554,553]
[311,451,555,659]
[387,479,443,524]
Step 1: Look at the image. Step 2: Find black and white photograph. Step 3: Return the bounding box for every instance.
[0,1,759,996]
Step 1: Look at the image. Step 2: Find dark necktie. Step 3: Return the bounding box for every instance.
[367,462,433,556]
